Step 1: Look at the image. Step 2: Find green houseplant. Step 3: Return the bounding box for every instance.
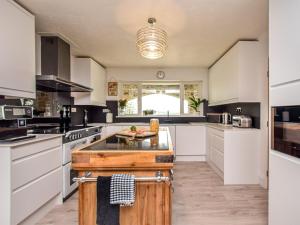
[188,94,206,113]
[118,98,128,115]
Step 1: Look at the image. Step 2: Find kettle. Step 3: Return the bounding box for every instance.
[222,112,231,125]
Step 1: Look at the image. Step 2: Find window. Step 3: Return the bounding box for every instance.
[119,83,138,115]
[142,83,180,115]
[119,81,203,116]
[183,83,202,114]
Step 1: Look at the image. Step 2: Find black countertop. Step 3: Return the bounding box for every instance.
[82,130,170,151]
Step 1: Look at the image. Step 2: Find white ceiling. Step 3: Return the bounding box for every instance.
[17,0,268,68]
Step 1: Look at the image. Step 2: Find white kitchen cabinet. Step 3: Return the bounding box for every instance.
[269,151,300,225]
[206,126,259,184]
[175,125,206,161]
[160,125,176,149]
[208,41,260,106]
[0,135,62,225]
[106,125,123,136]
[269,0,300,107]
[269,0,300,87]
[207,127,224,175]
[0,0,35,99]
[72,58,106,106]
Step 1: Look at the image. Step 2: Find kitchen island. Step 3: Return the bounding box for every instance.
[72,127,174,225]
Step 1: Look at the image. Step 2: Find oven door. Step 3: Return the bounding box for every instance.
[63,138,88,165]
[63,162,78,199]
[272,106,300,158]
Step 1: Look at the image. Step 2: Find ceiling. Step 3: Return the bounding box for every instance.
[17,0,268,68]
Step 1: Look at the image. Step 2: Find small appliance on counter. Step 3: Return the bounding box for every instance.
[0,127,35,143]
[0,105,35,142]
[106,110,113,123]
[232,115,252,128]
[222,112,232,125]
[206,113,222,123]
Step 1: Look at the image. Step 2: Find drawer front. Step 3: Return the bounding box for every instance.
[11,137,62,160]
[211,133,224,153]
[209,127,224,138]
[211,148,224,172]
[12,147,62,190]
[12,167,62,225]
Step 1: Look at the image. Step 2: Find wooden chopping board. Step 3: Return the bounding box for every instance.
[116,129,157,138]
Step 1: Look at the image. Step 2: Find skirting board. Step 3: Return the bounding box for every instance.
[176,155,206,162]
[19,193,62,225]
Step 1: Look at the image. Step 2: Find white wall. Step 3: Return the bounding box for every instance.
[256,31,269,188]
[106,67,208,100]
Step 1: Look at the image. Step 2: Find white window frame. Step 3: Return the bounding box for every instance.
[118,81,204,117]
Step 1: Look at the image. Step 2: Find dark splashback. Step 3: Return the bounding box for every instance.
[105,100,206,124]
[0,95,260,129]
[70,105,107,125]
[207,102,261,128]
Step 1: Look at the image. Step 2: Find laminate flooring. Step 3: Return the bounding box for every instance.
[36,162,268,225]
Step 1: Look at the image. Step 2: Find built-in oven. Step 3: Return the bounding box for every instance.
[271,106,300,158]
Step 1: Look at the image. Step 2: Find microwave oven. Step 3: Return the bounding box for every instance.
[271,106,300,158]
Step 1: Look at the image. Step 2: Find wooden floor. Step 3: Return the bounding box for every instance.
[36,162,268,225]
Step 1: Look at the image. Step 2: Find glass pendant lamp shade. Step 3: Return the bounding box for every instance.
[137,18,167,59]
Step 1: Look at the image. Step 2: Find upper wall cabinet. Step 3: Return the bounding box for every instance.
[0,0,35,99]
[208,41,260,106]
[72,58,106,106]
[269,0,300,87]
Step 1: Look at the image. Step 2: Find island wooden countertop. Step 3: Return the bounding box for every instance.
[72,128,174,171]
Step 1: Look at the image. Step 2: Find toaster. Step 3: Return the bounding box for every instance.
[232,115,252,128]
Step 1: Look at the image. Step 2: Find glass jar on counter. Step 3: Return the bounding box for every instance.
[150,118,159,134]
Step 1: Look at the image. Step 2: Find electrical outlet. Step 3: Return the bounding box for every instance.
[236,107,242,113]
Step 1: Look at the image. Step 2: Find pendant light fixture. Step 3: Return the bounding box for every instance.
[136,18,168,59]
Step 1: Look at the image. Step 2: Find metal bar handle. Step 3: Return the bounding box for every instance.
[73,171,170,183]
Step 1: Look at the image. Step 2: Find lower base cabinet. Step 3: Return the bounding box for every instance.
[269,151,300,225]
[0,136,63,225]
[207,127,260,185]
[175,125,206,161]
[12,168,62,225]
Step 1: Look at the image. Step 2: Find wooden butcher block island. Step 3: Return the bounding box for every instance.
[72,128,174,225]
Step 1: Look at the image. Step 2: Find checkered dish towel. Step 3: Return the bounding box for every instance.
[110,174,136,207]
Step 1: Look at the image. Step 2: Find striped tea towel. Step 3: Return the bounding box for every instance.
[110,174,135,207]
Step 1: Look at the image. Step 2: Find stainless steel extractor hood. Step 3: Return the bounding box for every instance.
[36,75,93,92]
[36,36,92,92]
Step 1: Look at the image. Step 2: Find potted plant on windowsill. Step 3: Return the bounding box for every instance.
[188,94,206,115]
[143,109,155,116]
[119,98,128,115]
